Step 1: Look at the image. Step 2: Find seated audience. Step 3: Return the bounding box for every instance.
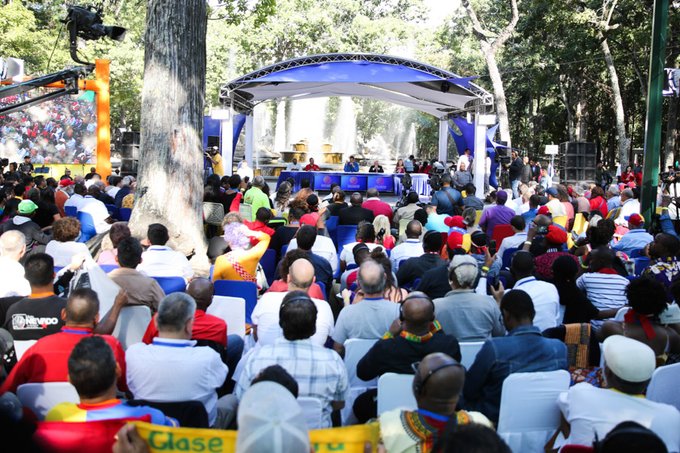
[397,231,447,287]
[363,188,393,222]
[380,353,492,453]
[0,230,30,298]
[338,192,374,225]
[424,203,450,233]
[96,222,131,266]
[495,215,527,260]
[267,249,326,300]
[434,423,511,452]
[78,186,113,234]
[479,190,514,238]
[325,189,348,217]
[126,293,229,428]
[339,221,382,270]
[46,336,175,426]
[272,181,292,217]
[244,207,275,236]
[109,237,165,311]
[237,291,348,428]
[354,249,407,303]
[389,220,424,271]
[393,191,421,224]
[0,200,51,256]
[434,256,505,341]
[611,213,653,256]
[45,217,92,268]
[212,223,270,282]
[268,207,304,261]
[287,224,338,277]
[558,335,680,452]
[137,223,193,281]
[642,232,680,294]
[243,176,271,221]
[462,183,484,211]
[373,214,396,250]
[576,247,630,318]
[462,290,568,423]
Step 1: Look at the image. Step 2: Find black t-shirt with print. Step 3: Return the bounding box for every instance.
[4,295,66,341]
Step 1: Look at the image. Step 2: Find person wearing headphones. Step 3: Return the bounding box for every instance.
[352,292,461,423]
[379,352,492,452]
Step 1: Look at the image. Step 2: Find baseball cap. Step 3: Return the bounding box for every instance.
[496,190,508,204]
[59,179,75,187]
[444,215,465,229]
[17,200,38,215]
[603,335,655,383]
[236,382,310,453]
[546,187,558,197]
[626,213,645,227]
[447,231,465,250]
[544,225,567,245]
[537,205,551,216]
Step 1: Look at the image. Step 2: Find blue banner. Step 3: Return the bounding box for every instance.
[341,175,367,191]
[314,173,341,191]
[367,174,394,192]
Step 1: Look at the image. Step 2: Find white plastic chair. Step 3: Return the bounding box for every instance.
[298,396,326,429]
[497,370,570,453]
[14,340,37,360]
[112,305,152,350]
[377,373,417,415]
[646,362,680,412]
[239,203,253,221]
[17,382,79,420]
[341,338,378,424]
[459,341,485,369]
[614,306,630,321]
[207,296,246,339]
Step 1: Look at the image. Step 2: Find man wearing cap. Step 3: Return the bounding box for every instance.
[612,213,653,256]
[397,231,447,288]
[55,178,74,217]
[0,200,51,255]
[362,188,393,222]
[545,187,566,217]
[479,190,515,238]
[18,155,33,175]
[558,335,680,451]
[389,220,424,271]
[606,184,621,211]
[244,176,271,222]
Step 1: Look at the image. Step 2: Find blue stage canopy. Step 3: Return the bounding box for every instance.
[220,53,493,117]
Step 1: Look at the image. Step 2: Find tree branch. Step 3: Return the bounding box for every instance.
[490,0,520,53]
[461,0,494,42]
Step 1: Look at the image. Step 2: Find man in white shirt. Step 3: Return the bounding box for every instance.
[339,222,382,269]
[615,188,641,227]
[287,230,339,276]
[390,220,424,271]
[252,259,334,347]
[545,187,566,217]
[285,158,302,171]
[558,335,680,452]
[126,293,229,428]
[495,215,528,262]
[78,186,112,234]
[63,183,86,211]
[503,251,560,331]
[0,231,30,298]
[137,223,193,281]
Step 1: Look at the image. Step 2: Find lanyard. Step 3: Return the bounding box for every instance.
[515,277,536,287]
[152,340,193,348]
[417,409,449,422]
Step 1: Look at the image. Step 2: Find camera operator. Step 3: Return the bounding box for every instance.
[430,172,462,216]
[393,191,421,224]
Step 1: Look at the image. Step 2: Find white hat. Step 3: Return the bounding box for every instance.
[603,335,656,383]
[236,382,310,453]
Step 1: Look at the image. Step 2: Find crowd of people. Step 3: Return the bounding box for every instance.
[0,153,679,453]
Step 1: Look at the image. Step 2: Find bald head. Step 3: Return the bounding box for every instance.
[65,288,100,325]
[288,258,315,291]
[350,192,363,206]
[187,278,214,311]
[533,214,552,227]
[405,220,422,239]
[401,292,435,332]
[414,353,465,416]
[0,230,26,260]
[357,260,386,296]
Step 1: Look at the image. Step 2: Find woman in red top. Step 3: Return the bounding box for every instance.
[620,165,635,184]
[589,186,608,217]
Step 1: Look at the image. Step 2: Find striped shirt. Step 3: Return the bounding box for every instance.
[236,338,348,427]
[576,272,630,310]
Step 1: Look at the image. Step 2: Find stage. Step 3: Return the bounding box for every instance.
[276,171,431,196]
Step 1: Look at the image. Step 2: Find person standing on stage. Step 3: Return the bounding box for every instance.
[344,155,360,172]
[368,161,384,173]
[303,158,320,171]
[508,151,523,198]
[404,155,415,173]
[286,158,302,171]
[206,147,223,177]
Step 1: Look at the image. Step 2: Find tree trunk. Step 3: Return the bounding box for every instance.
[558,77,576,141]
[130,0,208,265]
[599,32,630,168]
[484,47,512,148]
[665,94,679,168]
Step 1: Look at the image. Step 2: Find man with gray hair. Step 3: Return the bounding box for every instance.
[332,260,400,357]
[614,188,641,227]
[434,256,505,341]
[243,175,270,221]
[126,292,229,428]
[606,184,621,211]
[0,230,30,298]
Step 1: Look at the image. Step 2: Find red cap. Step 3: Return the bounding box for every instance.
[447,231,464,250]
[545,225,567,245]
[537,206,551,216]
[626,213,645,227]
[444,215,465,229]
[59,179,75,187]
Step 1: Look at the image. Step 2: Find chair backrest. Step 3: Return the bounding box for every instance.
[377,373,417,415]
[571,213,587,235]
[336,225,358,252]
[213,280,258,324]
[316,281,327,300]
[34,417,149,453]
[492,224,515,250]
[344,338,379,388]
[128,399,209,428]
[15,339,37,360]
[298,396,326,429]
[646,362,680,412]
[260,248,277,286]
[105,204,117,216]
[326,216,340,243]
[17,382,79,420]
[461,233,471,252]
[112,305,152,349]
[501,247,519,269]
[459,341,485,369]
[475,210,483,226]
[98,264,119,273]
[552,215,568,228]
[202,202,225,226]
[206,295,246,339]
[64,206,78,217]
[118,208,132,221]
[497,370,570,453]
[76,211,97,242]
[613,306,630,321]
[152,276,186,295]
[239,203,253,221]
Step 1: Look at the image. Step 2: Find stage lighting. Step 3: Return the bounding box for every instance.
[64,5,126,65]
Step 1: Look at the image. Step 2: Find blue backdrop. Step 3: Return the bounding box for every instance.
[448,117,500,189]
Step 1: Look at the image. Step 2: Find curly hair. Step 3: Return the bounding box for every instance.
[52,217,81,242]
[222,222,250,249]
[627,277,668,316]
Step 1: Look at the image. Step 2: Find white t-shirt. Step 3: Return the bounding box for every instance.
[389,239,424,271]
[45,240,92,268]
[138,245,193,281]
[287,236,339,275]
[339,242,382,266]
[78,196,111,234]
[546,198,566,217]
[558,383,680,452]
[251,291,334,347]
[508,277,560,331]
[63,193,85,210]
[0,257,30,298]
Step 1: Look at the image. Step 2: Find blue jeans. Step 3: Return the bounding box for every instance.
[511,179,520,198]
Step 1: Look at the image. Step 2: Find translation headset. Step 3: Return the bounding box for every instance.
[412,360,464,395]
[399,291,435,323]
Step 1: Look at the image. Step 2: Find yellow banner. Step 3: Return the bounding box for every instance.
[133,421,380,453]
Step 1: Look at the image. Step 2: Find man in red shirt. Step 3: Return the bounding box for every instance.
[1,288,127,393]
[362,188,394,222]
[303,158,320,172]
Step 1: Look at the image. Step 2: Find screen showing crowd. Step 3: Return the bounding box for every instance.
[0,89,97,165]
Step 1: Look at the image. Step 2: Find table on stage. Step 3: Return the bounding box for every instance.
[276,171,431,196]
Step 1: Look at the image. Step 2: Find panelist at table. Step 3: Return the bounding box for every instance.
[368,160,384,173]
[303,158,320,171]
[344,155,359,173]
[286,158,302,171]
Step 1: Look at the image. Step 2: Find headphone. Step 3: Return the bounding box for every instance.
[399,291,435,323]
[412,360,463,395]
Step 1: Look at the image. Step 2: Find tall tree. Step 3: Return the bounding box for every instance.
[129,0,207,261]
[461,0,520,148]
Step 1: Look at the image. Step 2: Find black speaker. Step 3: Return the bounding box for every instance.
[121,158,138,173]
[121,131,140,146]
[207,136,220,148]
[120,145,140,160]
[559,142,597,183]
